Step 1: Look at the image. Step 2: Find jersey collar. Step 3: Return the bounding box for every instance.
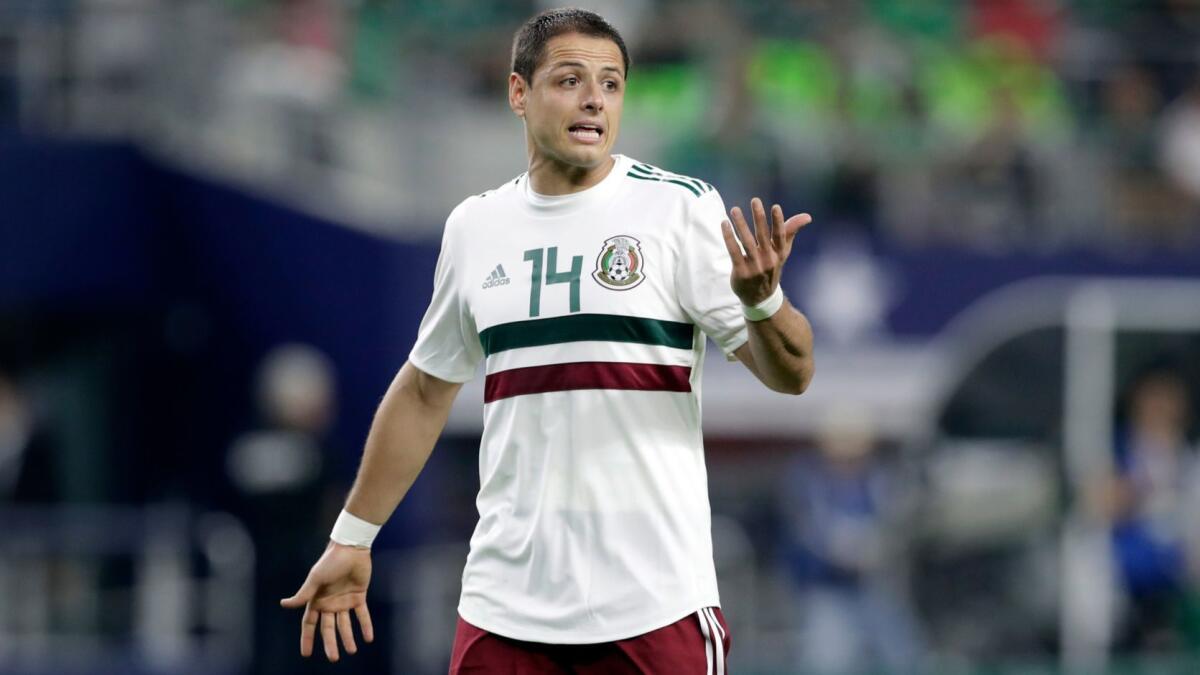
[519,155,631,216]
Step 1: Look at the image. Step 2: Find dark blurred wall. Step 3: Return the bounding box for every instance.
[0,134,438,547]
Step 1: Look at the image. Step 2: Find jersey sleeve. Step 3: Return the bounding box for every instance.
[676,189,749,358]
[408,204,484,382]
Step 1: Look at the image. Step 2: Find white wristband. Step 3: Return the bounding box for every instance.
[330,509,381,549]
[742,286,785,321]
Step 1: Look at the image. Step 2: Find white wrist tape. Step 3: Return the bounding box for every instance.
[330,510,381,549]
[742,285,785,321]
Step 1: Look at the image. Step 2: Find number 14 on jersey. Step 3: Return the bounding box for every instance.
[523,247,583,317]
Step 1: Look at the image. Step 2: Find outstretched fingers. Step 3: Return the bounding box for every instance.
[771,204,786,250]
[772,205,812,258]
[355,603,375,643]
[300,605,318,657]
[337,611,357,655]
[730,206,758,260]
[751,198,772,250]
[321,611,339,662]
[720,221,746,268]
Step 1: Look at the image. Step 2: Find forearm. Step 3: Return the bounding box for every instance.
[343,361,460,524]
[743,300,814,395]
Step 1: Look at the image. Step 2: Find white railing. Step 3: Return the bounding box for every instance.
[930,277,1200,670]
[0,504,253,674]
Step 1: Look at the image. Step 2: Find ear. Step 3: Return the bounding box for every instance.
[508,72,528,118]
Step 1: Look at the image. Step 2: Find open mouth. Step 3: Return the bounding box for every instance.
[568,123,604,144]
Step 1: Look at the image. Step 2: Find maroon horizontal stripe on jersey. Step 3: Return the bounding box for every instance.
[484,361,692,403]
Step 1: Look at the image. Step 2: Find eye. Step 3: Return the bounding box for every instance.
[604,80,620,91]
[562,76,579,87]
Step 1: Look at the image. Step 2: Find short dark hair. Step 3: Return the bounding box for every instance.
[511,8,630,85]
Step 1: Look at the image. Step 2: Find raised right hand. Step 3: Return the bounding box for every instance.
[280,541,375,662]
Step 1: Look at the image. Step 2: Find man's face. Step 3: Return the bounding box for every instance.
[510,33,625,169]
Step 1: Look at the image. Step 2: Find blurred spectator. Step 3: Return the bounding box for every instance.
[1159,76,1200,243]
[0,370,37,499]
[346,0,402,102]
[969,0,1062,62]
[225,343,344,674]
[1096,65,1190,245]
[667,46,789,212]
[0,368,66,504]
[10,0,1200,254]
[1113,0,1200,101]
[1095,368,1200,653]
[867,0,961,44]
[73,0,154,135]
[779,407,924,674]
[937,85,1040,251]
[217,0,345,177]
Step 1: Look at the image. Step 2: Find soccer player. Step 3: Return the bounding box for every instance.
[280,8,814,673]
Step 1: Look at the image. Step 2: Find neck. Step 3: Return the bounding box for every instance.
[527,152,615,196]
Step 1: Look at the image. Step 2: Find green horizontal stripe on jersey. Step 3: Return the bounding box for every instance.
[626,171,702,198]
[630,164,713,194]
[479,313,694,356]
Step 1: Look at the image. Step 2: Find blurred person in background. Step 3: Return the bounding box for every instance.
[666,46,789,219]
[1159,75,1200,244]
[1096,65,1186,246]
[217,0,345,176]
[938,84,1039,251]
[0,366,71,505]
[281,7,815,673]
[0,368,49,501]
[226,343,344,674]
[779,406,923,674]
[1093,366,1200,653]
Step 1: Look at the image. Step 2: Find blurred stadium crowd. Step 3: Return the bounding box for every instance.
[6,0,1200,248]
[3,1,1200,675]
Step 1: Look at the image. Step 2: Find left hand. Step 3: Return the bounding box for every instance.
[720,197,812,305]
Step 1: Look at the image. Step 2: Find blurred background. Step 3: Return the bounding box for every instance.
[2,0,1200,673]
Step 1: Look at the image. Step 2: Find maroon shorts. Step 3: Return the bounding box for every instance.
[449,607,732,675]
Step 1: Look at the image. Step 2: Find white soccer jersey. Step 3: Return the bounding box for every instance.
[409,154,748,643]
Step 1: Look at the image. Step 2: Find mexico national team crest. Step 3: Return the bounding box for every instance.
[593,235,645,291]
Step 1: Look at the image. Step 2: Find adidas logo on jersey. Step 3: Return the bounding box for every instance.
[482,265,510,289]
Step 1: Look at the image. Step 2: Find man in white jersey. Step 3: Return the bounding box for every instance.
[281,8,814,673]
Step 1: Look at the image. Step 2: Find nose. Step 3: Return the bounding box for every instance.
[581,80,604,112]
